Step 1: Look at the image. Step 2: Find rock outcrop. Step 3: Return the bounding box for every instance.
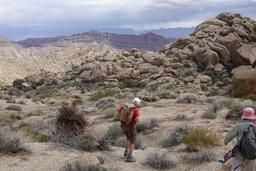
[232,66,256,96]
[162,12,256,70]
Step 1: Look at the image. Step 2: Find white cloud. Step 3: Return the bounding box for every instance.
[0,0,255,27]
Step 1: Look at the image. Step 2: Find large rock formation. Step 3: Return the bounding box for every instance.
[162,12,256,70]
[232,66,256,96]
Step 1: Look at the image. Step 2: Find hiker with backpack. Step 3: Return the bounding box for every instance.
[117,97,141,162]
[224,107,256,171]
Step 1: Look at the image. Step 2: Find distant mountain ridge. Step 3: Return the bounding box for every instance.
[0,24,194,41]
[17,31,175,51]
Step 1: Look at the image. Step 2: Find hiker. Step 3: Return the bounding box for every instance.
[224,107,256,171]
[117,97,141,162]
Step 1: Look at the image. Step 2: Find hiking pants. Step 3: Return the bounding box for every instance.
[120,122,137,144]
[232,155,256,171]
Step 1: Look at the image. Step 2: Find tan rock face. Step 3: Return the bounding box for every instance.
[162,12,256,70]
[232,66,256,96]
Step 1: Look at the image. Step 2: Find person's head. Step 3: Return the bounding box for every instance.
[132,97,141,107]
[241,107,256,121]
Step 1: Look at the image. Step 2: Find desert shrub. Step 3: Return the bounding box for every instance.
[184,149,217,163]
[202,110,217,119]
[9,112,24,121]
[72,95,84,105]
[246,93,256,101]
[56,104,88,137]
[104,124,123,144]
[208,89,219,96]
[102,108,116,119]
[95,98,115,110]
[97,137,111,151]
[225,100,256,120]
[75,134,98,152]
[0,117,12,127]
[6,105,22,111]
[174,114,191,121]
[212,100,225,112]
[0,131,27,154]
[145,149,177,169]
[34,85,59,99]
[161,125,190,147]
[16,100,26,105]
[115,136,143,149]
[31,134,51,142]
[223,99,239,109]
[140,94,159,102]
[136,118,158,133]
[225,106,243,120]
[158,92,177,99]
[176,93,199,103]
[183,128,221,151]
[202,99,225,119]
[60,162,108,171]
[91,88,124,101]
[26,110,45,117]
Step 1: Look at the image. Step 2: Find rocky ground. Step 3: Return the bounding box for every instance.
[0,88,240,171]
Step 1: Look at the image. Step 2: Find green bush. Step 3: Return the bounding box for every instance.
[183,128,221,152]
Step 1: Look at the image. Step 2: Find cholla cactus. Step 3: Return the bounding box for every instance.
[56,103,88,137]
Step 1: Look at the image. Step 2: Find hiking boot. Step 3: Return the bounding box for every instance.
[125,155,136,162]
[124,148,128,157]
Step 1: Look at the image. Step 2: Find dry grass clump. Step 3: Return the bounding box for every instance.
[176,93,206,104]
[97,137,111,151]
[56,104,88,137]
[103,124,123,144]
[174,114,191,121]
[184,149,217,163]
[6,105,22,111]
[60,162,108,171]
[161,125,190,147]
[115,136,143,149]
[75,134,98,152]
[183,128,221,152]
[136,118,158,133]
[0,131,27,154]
[145,149,177,170]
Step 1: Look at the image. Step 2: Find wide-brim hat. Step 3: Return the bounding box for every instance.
[241,107,256,121]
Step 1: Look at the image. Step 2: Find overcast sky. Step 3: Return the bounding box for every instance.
[0,0,256,30]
